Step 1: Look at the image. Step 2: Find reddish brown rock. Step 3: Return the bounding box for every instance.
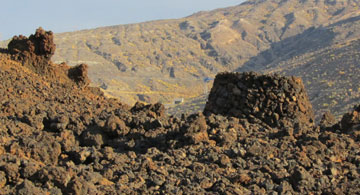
[184,113,209,144]
[105,114,129,136]
[131,102,165,118]
[68,63,90,86]
[8,27,56,74]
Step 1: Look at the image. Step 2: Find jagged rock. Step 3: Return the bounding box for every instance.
[66,177,98,195]
[20,161,41,179]
[11,134,62,165]
[183,113,209,144]
[289,166,315,193]
[8,27,55,58]
[36,166,72,189]
[16,179,45,195]
[68,63,90,86]
[80,128,108,148]
[204,72,314,137]
[8,27,55,73]
[105,114,129,136]
[0,163,20,184]
[131,102,165,118]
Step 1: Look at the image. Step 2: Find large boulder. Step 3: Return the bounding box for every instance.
[204,72,314,137]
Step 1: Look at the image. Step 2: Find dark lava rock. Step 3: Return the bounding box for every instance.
[80,128,108,148]
[289,165,315,192]
[0,163,19,184]
[105,114,129,136]
[8,27,55,73]
[183,113,209,144]
[36,166,72,189]
[16,179,45,195]
[131,102,165,118]
[16,134,62,164]
[68,63,90,86]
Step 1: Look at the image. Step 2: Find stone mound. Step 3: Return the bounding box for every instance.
[204,72,314,137]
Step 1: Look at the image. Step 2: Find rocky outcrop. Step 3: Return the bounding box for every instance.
[204,72,314,137]
[8,27,55,74]
[4,28,91,88]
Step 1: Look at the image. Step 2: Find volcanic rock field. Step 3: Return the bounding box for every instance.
[0,29,359,194]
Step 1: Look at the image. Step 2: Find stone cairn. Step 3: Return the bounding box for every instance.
[204,72,315,137]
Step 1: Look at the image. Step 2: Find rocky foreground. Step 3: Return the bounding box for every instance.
[0,29,359,194]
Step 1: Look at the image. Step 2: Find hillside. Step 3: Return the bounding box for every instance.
[0,29,359,194]
[243,38,360,120]
[47,0,360,111]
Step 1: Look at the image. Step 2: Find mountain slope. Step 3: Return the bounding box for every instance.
[262,38,360,120]
[50,0,360,108]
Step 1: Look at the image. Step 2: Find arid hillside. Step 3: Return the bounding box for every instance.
[245,38,360,120]
[45,0,360,110]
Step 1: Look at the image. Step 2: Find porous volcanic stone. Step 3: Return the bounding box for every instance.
[8,27,56,73]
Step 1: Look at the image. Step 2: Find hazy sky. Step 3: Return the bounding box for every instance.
[0,0,244,40]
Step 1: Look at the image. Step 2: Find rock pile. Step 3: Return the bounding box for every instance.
[204,72,314,137]
[0,29,359,194]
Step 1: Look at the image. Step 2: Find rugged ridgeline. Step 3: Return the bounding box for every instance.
[44,0,360,119]
[0,29,359,194]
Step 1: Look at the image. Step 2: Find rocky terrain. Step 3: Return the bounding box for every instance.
[23,0,359,120]
[0,28,359,194]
